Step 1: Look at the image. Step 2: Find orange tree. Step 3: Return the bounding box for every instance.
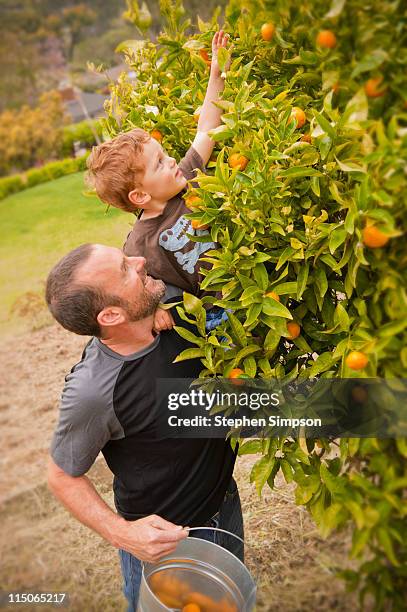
[103,0,406,607]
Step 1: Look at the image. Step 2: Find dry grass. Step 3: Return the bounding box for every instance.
[0,324,358,611]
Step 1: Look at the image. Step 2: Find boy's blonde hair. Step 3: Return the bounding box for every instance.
[86,128,151,212]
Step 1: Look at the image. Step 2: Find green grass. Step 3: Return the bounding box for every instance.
[0,172,134,338]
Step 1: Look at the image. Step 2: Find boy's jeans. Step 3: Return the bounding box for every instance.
[119,478,244,612]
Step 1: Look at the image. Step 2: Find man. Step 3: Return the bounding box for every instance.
[45,243,243,610]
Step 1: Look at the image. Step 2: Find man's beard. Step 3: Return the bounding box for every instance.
[124,277,166,322]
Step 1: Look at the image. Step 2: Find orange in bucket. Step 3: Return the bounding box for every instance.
[182,604,201,612]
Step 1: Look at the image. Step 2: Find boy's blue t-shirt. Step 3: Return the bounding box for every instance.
[123,146,215,297]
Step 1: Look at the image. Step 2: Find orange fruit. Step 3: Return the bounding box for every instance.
[229,153,249,171]
[265,291,280,302]
[150,129,163,142]
[300,133,312,143]
[362,225,390,248]
[316,30,337,49]
[364,76,387,98]
[351,385,368,404]
[229,368,244,379]
[199,49,211,66]
[261,23,275,41]
[345,351,368,371]
[290,107,306,129]
[154,590,183,608]
[182,605,201,612]
[184,592,220,609]
[185,195,202,209]
[191,219,209,230]
[286,321,301,339]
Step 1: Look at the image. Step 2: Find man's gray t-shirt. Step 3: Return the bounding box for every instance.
[51,320,236,526]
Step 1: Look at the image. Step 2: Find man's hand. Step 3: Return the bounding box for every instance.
[47,459,188,564]
[153,306,175,332]
[210,30,232,78]
[114,514,189,563]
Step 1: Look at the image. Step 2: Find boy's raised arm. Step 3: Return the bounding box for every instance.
[192,30,232,166]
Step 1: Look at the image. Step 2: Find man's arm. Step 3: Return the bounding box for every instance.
[192,30,232,166]
[47,458,188,562]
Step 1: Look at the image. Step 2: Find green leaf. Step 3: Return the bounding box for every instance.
[243,355,257,376]
[379,319,407,337]
[329,228,347,254]
[325,0,346,18]
[183,293,203,314]
[200,267,229,290]
[351,50,388,79]
[345,500,365,530]
[227,312,247,347]
[310,176,320,197]
[239,440,263,455]
[244,302,263,327]
[233,344,261,366]
[297,262,309,299]
[240,285,264,304]
[319,503,347,538]
[250,455,276,496]
[276,247,296,270]
[262,297,292,319]
[320,463,346,496]
[173,326,203,346]
[207,124,234,142]
[351,528,371,558]
[377,528,400,566]
[335,157,366,173]
[173,347,205,362]
[314,111,336,140]
[272,281,297,295]
[264,328,281,353]
[396,439,407,458]
[253,263,269,291]
[314,267,328,298]
[281,459,294,483]
[279,167,321,178]
[308,352,334,376]
[344,89,368,124]
[334,303,350,331]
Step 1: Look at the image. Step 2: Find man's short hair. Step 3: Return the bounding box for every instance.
[45,244,126,337]
[86,128,151,213]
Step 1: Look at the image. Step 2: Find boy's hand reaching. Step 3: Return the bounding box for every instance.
[210,30,232,78]
[192,29,232,165]
[153,306,175,333]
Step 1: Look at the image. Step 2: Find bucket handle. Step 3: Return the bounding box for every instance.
[187,526,244,546]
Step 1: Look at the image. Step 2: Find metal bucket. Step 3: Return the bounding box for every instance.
[137,528,256,611]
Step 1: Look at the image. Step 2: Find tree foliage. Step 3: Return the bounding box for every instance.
[0,92,66,176]
[104,0,407,607]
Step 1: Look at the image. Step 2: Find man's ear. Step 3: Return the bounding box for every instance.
[128,189,151,209]
[97,306,126,329]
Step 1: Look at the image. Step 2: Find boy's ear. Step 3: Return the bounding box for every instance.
[128,189,151,209]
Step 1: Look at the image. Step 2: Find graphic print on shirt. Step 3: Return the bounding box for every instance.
[158,215,215,274]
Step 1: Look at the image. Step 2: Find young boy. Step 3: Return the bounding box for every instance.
[87,31,231,332]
